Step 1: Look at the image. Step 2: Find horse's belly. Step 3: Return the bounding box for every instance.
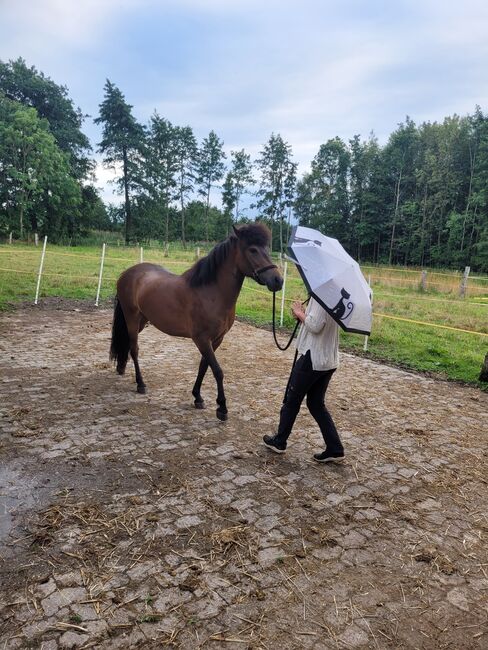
[147,314,190,338]
[138,276,192,338]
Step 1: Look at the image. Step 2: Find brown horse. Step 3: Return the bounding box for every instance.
[109,223,283,420]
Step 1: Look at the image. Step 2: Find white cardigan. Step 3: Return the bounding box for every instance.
[295,297,339,371]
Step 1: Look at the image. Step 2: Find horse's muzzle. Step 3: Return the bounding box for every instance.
[254,265,283,292]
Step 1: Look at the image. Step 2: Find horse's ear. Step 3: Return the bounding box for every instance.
[232,225,240,238]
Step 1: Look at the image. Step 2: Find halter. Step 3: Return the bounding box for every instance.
[253,263,278,285]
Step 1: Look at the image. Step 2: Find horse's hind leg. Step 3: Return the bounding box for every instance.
[127,312,147,394]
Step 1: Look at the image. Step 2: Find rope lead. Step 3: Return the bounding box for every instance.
[271,290,300,351]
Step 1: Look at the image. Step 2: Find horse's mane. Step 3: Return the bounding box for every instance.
[185,223,271,289]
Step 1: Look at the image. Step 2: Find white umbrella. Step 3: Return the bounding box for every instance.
[287,225,373,335]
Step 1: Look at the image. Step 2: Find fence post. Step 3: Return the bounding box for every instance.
[279,261,288,327]
[34,236,47,305]
[459,266,470,298]
[95,243,106,307]
[34,233,39,246]
[363,274,372,351]
[164,243,169,258]
[421,270,427,291]
[479,353,488,382]
[195,246,200,260]
[140,246,143,263]
[9,232,12,244]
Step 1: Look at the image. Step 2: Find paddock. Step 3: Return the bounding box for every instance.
[0,302,487,649]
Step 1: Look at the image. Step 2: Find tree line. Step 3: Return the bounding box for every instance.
[0,58,487,271]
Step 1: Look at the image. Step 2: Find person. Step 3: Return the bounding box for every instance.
[263,297,345,463]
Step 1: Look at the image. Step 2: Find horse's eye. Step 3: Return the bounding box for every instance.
[249,247,258,254]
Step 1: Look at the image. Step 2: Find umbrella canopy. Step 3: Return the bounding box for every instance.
[287,225,373,335]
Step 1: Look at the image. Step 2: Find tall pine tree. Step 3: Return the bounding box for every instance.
[95,80,144,244]
[255,134,297,252]
[196,130,226,241]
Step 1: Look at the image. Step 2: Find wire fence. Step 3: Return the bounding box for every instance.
[0,240,487,339]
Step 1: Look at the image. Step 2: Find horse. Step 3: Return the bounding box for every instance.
[109,223,283,421]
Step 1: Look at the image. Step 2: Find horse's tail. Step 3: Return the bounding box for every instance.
[110,297,130,372]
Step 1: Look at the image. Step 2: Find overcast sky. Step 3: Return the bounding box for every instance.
[1,0,487,205]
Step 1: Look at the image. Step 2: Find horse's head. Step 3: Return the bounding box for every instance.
[232,224,283,292]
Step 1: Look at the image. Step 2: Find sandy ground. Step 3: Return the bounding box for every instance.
[0,302,487,650]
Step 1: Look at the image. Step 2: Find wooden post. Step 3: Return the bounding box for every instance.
[479,353,488,382]
[34,233,39,246]
[421,270,427,291]
[195,246,200,260]
[459,266,470,298]
[9,232,12,244]
[164,243,169,258]
[140,246,143,263]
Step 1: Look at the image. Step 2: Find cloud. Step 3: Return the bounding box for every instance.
[2,0,487,206]
[0,0,141,52]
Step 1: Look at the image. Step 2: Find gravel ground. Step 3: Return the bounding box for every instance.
[0,303,487,649]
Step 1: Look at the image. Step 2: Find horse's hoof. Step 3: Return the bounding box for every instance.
[216,409,228,422]
[194,400,206,410]
[116,367,125,376]
[137,385,146,394]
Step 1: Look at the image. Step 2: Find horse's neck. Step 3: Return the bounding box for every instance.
[215,252,244,308]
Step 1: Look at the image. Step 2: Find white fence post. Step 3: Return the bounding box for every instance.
[363,274,371,351]
[280,261,288,327]
[95,243,106,307]
[140,246,143,263]
[34,233,39,246]
[459,266,470,298]
[9,232,12,244]
[34,236,47,305]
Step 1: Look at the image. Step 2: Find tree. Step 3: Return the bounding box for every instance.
[294,138,350,247]
[349,134,386,261]
[227,149,254,223]
[383,117,419,264]
[0,58,92,180]
[173,125,197,247]
[95,80,145,244]
[255,134,297,252]
[0,95,80,238]
[145,113,178,246]
[196,130,226,241]
[221,171,236,235]
[78,185,110,233]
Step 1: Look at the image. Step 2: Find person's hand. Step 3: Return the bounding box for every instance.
[291,301,305,321]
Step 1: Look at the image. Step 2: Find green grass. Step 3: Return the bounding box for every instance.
[0,242,486,388]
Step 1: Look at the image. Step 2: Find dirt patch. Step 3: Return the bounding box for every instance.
[0,304,487,649]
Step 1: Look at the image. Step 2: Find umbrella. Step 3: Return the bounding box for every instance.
[287,225,373,335]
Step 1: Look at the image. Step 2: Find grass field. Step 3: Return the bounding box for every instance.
[0,241,487,388]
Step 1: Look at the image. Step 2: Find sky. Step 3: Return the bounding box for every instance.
[1,0,488,207]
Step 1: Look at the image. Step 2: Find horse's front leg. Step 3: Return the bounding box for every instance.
[192,356,209,409]
[194,339,227,421]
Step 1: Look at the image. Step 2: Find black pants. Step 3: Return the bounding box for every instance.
[276,350,343,453]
